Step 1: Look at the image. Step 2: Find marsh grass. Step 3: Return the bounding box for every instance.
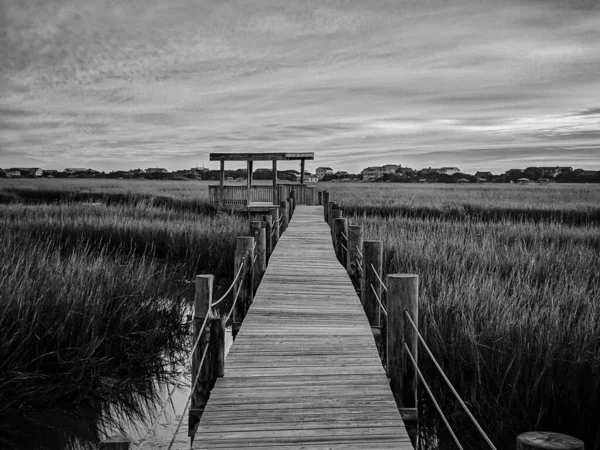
[0,179,247,449]
[322,183,600,449]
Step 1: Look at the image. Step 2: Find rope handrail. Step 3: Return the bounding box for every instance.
[369,283,388,316]
[341,231,348,241]
[135,310,211,450]
[355,246,363,259]
[404,311,497,450]
[341,243,348,253]
[212,258,245,307]
[226,277,245,323]
[370,263,388,292]
[404,343,464,450]
[278,214,283,222]
[166,343,210,450]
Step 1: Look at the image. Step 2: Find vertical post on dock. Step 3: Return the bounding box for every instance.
[328,202,338,231]
[330,208,342,242]
[323,191,330,222]
[280,200,289,232]
[347,225,363,280]
[100,437,130,450]
[386,274,419,410]
[516,432,583,450]
[233,237,254,334]
[361,241,382,325]
[270,207,280,248]
[263,213,273,261]
[289,189,296,217]
[334,217,348,266]
[189,274,213,435]
[250,221,266,290]
[318,190,323,206]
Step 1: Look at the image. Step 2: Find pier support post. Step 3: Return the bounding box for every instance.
[318,190,323,206]
[330,208,342,241]
[233,237,254,334]
[279,200,289,232]
[100,437,130,450]
[263,213,273,262]
[517,432,584,450]
[386,274,419,408]
[270,207,280,248]
[250,221,266,290]
[289,189,296,218]
[347,225,363,280]
[361,240,382,326]
[322,191,330,221]
[334,217,348,267]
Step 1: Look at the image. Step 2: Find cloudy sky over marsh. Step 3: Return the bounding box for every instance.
[1,0,599,173]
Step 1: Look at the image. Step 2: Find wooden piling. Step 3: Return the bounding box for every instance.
[100,437,130,450]
[250,221,266,290]
[289,189,296,217]
[263,213,273,261]
[322,191,330,221]
[233,237,254,330]
[328,202,338,233]
[279,200,289,232]
[270,207,280,248]
[386,274,419,410]
[334,217,348,266]
[347,225,363,280]
[361,240,382,327]
[318,190,323,206]
[517,432,584,450]
[330,208,342,241]
[189,274,213,435]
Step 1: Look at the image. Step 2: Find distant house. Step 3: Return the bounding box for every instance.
[146,168,169,173]
[395,167,414,176]
[457,178,470,184]
[316,167,333,180]
[574,169,597,176]
[304,172,319,183]
[6,169,21,177]
[474,171,492,178]
[381,164,399,174]
[361,167,382,179]
[438,167,460,175]
[9,167,43,177]
[537,166,573,177]
[335,171,348,176]
[517,178,531,184]
[64,168,88,175]
[129,168,146,174]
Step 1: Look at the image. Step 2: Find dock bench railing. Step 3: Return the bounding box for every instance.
[319,190,584,450]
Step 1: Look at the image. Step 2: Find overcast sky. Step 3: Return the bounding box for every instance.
[1,0,599,173]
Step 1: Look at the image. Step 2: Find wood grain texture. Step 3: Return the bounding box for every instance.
[192,206,411,449]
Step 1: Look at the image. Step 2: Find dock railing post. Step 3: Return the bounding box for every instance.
[270,207,280,248]
[189,274,213,435]
[330,208,342,242]
[100,437,130,450]
[233,237,254,335]
[334,217,348,266]
[516,432,583,450]
[361,240,382,326]
[328,201,338,232]
[318,190,323,206]
[289,188,296,217]
[347,225,363,280]
[386,274,419,423]
[263,213,273,262]
[250,221,266,290]
[280,200,289,232]
[322,191,330,221]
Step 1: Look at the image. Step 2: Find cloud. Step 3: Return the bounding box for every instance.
[1,0,599,172]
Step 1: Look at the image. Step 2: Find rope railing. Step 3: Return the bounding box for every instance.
[404,311,498,450]
[341,231,348,241]
[404,343,464,450]
[355,245,363,259]
[166,344,210,450]
[226,277,245,323]
[341,243,348,253]
[211,258,246,307]
[369,283,388,316]
[370,263,388,292]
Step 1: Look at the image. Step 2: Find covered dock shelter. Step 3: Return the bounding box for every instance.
[208,152,316,208]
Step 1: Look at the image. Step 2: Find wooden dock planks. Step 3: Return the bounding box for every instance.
[192,206,412,449]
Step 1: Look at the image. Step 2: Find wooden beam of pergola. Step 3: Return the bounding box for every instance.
[210,153,315,204]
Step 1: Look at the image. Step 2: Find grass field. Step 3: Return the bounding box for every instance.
[320,182,600,449]
[0,179,247,449]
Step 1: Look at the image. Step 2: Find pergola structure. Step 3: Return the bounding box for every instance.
[209,152,315,207]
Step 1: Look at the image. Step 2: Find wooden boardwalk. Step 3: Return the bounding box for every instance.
[192,206,412,449]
